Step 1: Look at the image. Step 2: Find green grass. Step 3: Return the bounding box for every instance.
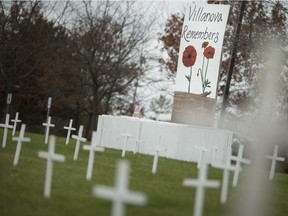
[0,129,287,216]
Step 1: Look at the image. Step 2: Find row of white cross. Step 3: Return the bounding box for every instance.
[1,114,286,216]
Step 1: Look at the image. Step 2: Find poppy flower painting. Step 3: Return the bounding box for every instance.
[182,45,197,93]
[202,41,209,49]
[203,46,215,59]
[197,42,215,93]
[182,45,197,67]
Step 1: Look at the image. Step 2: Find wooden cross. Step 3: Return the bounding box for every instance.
[230,144,251,187]
[72,125,87,160]
[211,143,221,166]
[214,161,238,204]
[93,160,147,216]
[194,145,211,169]
[63,119,76,145]
[11,112,21,136]
[265,145,285,181]
[0,114,13,148]
[83,131,104,180]
[42,116,55,144]
[38,135,65,198]
[120,130,133,158]
[134,122,144,154]
[183,163,220,216]
[12,124,31,166]
[152,136,166,174]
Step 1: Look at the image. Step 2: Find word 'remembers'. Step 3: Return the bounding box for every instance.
[182,26,219,43]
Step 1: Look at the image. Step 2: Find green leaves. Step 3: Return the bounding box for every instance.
[204,79,211,88]
[185,75,191,82]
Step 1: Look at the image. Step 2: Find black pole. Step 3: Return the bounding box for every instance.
[219,0,246,127]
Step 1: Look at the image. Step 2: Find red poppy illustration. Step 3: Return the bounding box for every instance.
[202,41,209,49]
[203,46,215,59]
[182,45,197,67]
[197,43,216,93]
[182,45,197,93]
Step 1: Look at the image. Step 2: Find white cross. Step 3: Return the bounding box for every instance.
[211,143,221,166]
[194,145,211,169]
[83,131,104,180]
[38,135,65,198]
[93,160,147,216]
[42,116,55,144]
[12,124,31,166]
[214,161,238,204]
[72,125,87,160]
[152,136,166,174]
[0,114,13,148]
[120,130,133,157]
[265,145,285,181]
[63,119,76,145]
[11,112,22,136]
[230,144,251,187]
[183,163,220,216]
[134,122,144,154]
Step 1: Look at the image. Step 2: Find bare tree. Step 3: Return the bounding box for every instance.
[0,0,71,124]
[69,0,156,138]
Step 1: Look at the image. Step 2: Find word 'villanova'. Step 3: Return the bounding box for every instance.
[189,5,223,22]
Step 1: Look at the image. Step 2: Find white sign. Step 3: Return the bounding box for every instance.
[7,93,12,104]
[175,3,230,98]
[47,97,52,109]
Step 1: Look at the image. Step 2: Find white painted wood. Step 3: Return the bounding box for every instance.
[42,116,55,144]
[83,131,104,180]
[11,112,21,136]
[63,119,76,145]
[93,160,147,216]
[12,124,31,166]
[152,136,166,174]
[38,135,65,198]
[47,97,52,109]
[183,163,220,216]
[0,114,13,148]
[230,144,251,187]
[7,93,12,104]
[265,145,285,181]
[99,115,233,164]
[120,130,132,158]
[194,144,211,169]
[71,125,87,160]
[134,122,144,154]
[213,161,238,204]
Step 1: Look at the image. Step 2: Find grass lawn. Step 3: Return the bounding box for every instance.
[0,128,287,216]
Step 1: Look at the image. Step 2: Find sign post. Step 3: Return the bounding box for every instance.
[45,97,52,136]
[6,93,12,114]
